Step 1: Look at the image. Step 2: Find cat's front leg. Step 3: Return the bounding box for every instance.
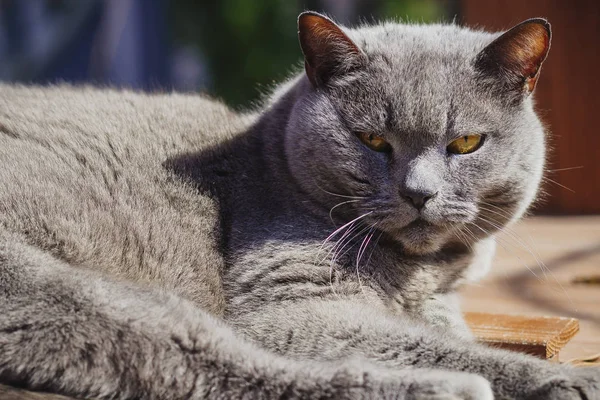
[418,293,473,339]
[410,237,497,339]
[232,297,599,399]
[0,232,488,399]
[417,236,500,338]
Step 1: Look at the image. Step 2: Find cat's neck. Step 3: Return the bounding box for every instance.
[232,75,326,217]
[253,75,310,182]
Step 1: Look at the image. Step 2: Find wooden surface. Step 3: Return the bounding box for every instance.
[459,0,600,214]
[465,312,579,360]
[461,216,600,361]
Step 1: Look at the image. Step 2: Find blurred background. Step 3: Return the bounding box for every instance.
[0,0,598,215]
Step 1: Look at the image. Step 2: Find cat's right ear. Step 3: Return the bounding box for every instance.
[475,18,551,100]
[298,12,367,88]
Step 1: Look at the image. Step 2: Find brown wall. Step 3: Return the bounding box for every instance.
[459,0,600,214]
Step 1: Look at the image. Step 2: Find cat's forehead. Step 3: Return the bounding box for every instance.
[349,23,497,90]
[348,23,497,63]
[335,24,504,138]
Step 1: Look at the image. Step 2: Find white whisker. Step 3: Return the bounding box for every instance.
[469,220,542,280]
[542,176,575,193]
[475,212,574,306]
[546,166,583,173]
[355,226,376,297]
[329,199,360,223]
[315,182,367,199]
[321,211,373,247]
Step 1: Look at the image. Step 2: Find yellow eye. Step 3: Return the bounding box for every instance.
[447,134,484,155]
[357,132,392,153]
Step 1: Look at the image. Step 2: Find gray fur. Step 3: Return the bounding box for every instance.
[0,13,598,400]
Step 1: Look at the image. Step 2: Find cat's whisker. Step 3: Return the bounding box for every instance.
[325,225,362,298]
[329,199,361,224]
[478,202,514,221]
[315,182,367,200]
[326,218,382,283]
[325,221,378,298]
[452,227,473,251]
[461,225,519,295]
[319,220,362,266]
[356,225,376,266]
[460,224,476,243]
[355,226,376,297]
[322,211,373,243]
[364,229,384,271]
[318,211,374,258]
[522,230,550,278]
[542,176,575,193]
[475,211,550,279]
[331,222,373,265]
[320,213,374,296]
[465,209,571,302]
[468,219,544,281]
[320,208,376,260]
[478,202,556,281]
[475,212,575,307]
[336,217,384,261]
[460,225,480,253]
[545,165,584,173]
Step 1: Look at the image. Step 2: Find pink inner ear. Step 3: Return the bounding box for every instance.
[298,13,365,87]
[477,19,551,94]
[298,13,362,68]
[505,22,550,78]
[492,20,551,92]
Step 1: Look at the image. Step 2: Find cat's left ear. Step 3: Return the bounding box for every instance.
[298,12,367,88]
[475,18,551,98]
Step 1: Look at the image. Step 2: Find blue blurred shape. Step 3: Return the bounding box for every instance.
[0,0,169,90]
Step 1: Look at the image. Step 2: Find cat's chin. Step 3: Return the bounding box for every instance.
[392,220,449,255]
[399,237,444,255]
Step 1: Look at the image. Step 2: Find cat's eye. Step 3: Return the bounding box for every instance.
[447,134,484,155]
[356,132,392,153]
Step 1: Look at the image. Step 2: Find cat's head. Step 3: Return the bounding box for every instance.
[284,12,550,255]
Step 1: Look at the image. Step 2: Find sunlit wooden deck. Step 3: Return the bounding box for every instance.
[461,216,600,362]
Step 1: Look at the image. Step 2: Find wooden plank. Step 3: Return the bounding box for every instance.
[465,312,580,360]
[460,216,600,361]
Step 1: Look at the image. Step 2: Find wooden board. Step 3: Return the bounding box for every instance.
[465,312,580,360]
[460,216,600,362]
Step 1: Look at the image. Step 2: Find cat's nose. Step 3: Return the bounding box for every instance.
[401,189,437,210]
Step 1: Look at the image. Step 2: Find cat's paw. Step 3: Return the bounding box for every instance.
[405,370,493,400]
[419,294,474,341]
[527,367,600,400]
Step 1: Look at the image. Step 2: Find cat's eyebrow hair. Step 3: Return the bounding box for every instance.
[384,101,395,132]
[444,99,458,134]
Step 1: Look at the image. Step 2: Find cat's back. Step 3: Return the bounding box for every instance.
[0,84,251,315]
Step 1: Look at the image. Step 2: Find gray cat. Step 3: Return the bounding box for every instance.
[0,11,598,400]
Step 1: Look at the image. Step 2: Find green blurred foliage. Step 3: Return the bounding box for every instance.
[381,0,447,23]
[170,0,448,108]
